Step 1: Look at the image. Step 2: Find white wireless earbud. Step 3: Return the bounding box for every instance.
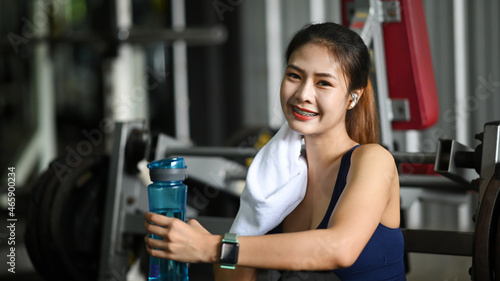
[350,93,358,108]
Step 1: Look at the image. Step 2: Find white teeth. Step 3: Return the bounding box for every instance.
[293,106,318,117]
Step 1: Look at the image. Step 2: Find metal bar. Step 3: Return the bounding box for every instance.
[164,146,438,165]
[223,172,468,192]
[34,0,57,174]
[309,0,326,23]
[107,0,137,123]
[371,5,394,150]
[402,229,474,256]
[434,139,477,188]
[355,0,394,150]
[13,131,41,187]
[98,122,130,281]
[391,152,436,164]
[164,146,437,163]
[126,27,227,45]
[453,0,470,145]
[399,174,471,191]
[172,0,191,144]
[0,27,228,49]
[266,0,284,129]
[165,146,259,158]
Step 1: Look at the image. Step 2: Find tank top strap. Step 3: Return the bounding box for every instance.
[317,144,360,229]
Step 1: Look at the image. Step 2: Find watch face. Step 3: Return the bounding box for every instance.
[220,242,239,263]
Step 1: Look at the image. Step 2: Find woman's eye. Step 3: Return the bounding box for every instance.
[317,80,332,87]
[287,73,300,79]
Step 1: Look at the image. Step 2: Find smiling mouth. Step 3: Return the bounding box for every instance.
[292,106,319,117]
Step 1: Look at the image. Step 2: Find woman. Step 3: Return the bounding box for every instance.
[144,22,406,281]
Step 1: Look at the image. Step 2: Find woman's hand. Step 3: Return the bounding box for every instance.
[144,212,221,264]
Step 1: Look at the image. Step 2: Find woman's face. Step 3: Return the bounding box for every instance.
[280,42,351,137]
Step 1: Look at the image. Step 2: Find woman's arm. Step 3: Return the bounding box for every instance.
[144,144,398,271]
[144,216,364,271]
[213,265,258,281]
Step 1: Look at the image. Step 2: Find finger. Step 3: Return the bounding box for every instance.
[145,243,169,259]
[144,211,154,222]
[145,243,152,255]
[145,212,176,226]
[144,221,168,237]
[146,213,184,232]
[145,212,168,225]
[145,235,168,250]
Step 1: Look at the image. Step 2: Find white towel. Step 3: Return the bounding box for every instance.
[229,122,308,236]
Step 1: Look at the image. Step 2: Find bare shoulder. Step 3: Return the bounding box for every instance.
[350,144,397,175]
[352,143,394,163]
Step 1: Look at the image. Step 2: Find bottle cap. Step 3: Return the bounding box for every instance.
[148,157,188,182]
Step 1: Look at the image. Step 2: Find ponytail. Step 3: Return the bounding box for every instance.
[346,78,379,144]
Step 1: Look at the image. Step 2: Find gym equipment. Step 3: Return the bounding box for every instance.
[472,122,500,280]
[25,155,109,281]
[341,0,439,151]
[343,0,439,130]
[381,0,439,130]
[24,120,500,280]
[402,121,500,280]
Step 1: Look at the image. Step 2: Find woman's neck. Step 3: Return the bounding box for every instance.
[303,130,357,173]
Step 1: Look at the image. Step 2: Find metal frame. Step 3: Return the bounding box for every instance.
[348,0,410,150]
[98,122,147,280]
[9,0,57,188]
[479,121,500,204]
[434,139,478,188]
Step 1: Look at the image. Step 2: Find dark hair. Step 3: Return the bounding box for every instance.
[285,22,379,144]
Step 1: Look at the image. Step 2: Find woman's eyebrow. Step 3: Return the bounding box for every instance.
[286,64,304,73]
[315,72,336,80]
[286,64,336,80]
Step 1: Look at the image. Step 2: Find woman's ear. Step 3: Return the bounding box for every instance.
[348,89,363,109]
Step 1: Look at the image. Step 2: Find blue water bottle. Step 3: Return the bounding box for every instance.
[147,157,189,281]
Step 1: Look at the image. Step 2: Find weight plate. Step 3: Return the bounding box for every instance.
[473,173,500,281]
[49,155,109,281]
[24,165,55,280]
[37,158,74,280]
[496,208,500,281]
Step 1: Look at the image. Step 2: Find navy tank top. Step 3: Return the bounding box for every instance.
[317,145,406,281]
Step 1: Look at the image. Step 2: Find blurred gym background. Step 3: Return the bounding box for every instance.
[0,0,499,280]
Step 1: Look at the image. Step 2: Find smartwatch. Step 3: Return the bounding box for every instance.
[219,233,239,269]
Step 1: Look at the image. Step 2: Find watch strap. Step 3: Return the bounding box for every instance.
[220,233,239,269]
[222,233,238,243]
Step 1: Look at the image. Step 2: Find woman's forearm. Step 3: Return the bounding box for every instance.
[235,229,352,271]
[213,265,258,281]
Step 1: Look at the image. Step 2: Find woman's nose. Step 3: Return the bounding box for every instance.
[294,80,313,103]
